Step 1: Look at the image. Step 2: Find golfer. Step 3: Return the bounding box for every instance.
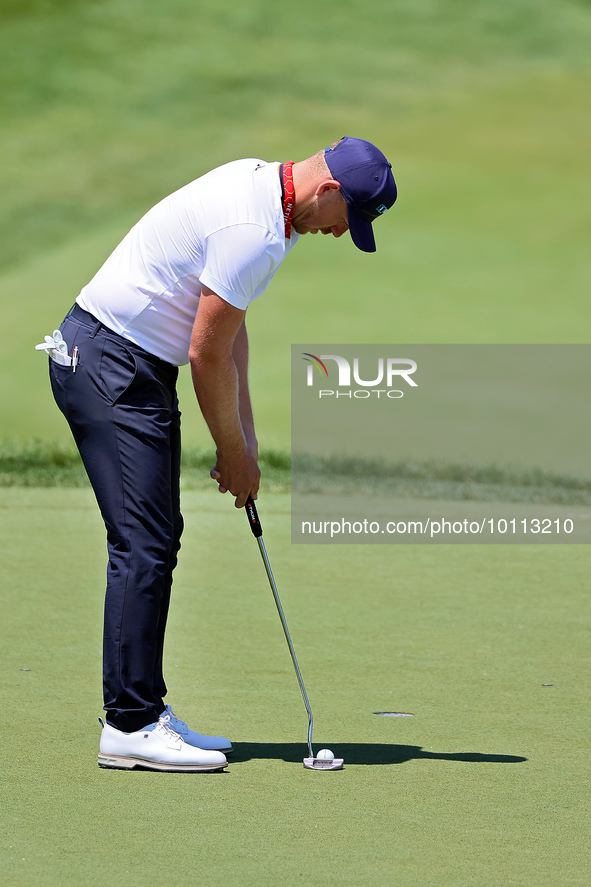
[47,136,397,771]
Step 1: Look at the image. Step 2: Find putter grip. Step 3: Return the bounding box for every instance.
[245,496,263,537]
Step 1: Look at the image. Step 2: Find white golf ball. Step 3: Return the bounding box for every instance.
[316,748,335,760]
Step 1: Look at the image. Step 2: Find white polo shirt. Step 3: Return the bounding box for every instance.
[77,159,299,366]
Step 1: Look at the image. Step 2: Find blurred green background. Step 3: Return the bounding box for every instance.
[1,0,590,448]
[2,6,590,887]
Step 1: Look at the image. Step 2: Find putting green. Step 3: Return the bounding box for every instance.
[1,488,589,886]
[2,2,590,883]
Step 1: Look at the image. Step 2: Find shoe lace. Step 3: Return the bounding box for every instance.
[155,713,182,743]
[163,705,187,730]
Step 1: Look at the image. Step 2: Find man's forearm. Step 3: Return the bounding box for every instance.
[189,288,260,505]
[191,349,260,506]
[190,350,247,455]
[232,320,257,457]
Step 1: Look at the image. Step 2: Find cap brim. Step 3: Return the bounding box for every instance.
[347,206,376,253]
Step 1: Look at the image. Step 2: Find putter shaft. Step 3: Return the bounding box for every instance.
[256,535,313,759]
[245,497,313,758]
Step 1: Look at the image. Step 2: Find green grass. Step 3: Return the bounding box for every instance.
[4,440,591,506]
[1,2,590,884]
[1,0,589,274]
[0,439,291,491]
[1,0,591,446]
[292,453,591,505]
[1,488,590,886]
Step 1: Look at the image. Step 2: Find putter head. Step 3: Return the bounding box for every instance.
[303,756,344,771]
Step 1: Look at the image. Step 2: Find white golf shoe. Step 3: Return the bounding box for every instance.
[98,714,228,772]
[147,705,232,753]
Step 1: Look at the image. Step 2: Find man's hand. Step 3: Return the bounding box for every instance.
[210,448,260,507]
[211,431,259,502]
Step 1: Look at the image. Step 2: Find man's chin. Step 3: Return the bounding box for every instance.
[292,221,319,236]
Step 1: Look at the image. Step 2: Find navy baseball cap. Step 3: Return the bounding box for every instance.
[324,137,397,253]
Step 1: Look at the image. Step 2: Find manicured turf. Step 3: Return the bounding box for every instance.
[1,488,589,885]
[1,1,590,445]
[1,2,590,884]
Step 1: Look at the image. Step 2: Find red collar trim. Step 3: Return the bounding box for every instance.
[280,162,295,239]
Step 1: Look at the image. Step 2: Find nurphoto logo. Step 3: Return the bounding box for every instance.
[301,352,418,399]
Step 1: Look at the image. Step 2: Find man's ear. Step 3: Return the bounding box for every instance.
[314,179,342,197]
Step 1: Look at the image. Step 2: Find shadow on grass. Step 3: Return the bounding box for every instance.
[230,743,527,766]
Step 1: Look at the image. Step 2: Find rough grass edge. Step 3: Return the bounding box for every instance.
[2,441,591,504]
[0,439,290,491]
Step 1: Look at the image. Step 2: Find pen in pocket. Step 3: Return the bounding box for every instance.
[72,347,79,373]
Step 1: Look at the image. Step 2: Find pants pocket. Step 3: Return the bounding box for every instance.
[99,338,138,406]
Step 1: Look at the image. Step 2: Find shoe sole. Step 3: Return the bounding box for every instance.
[98,753,227,772]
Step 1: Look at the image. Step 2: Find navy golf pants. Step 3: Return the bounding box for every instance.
[50,303,183,732]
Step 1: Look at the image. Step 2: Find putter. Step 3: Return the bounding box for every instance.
[244,496,344,771]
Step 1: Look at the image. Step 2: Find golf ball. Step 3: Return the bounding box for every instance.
[316,748,335,760]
